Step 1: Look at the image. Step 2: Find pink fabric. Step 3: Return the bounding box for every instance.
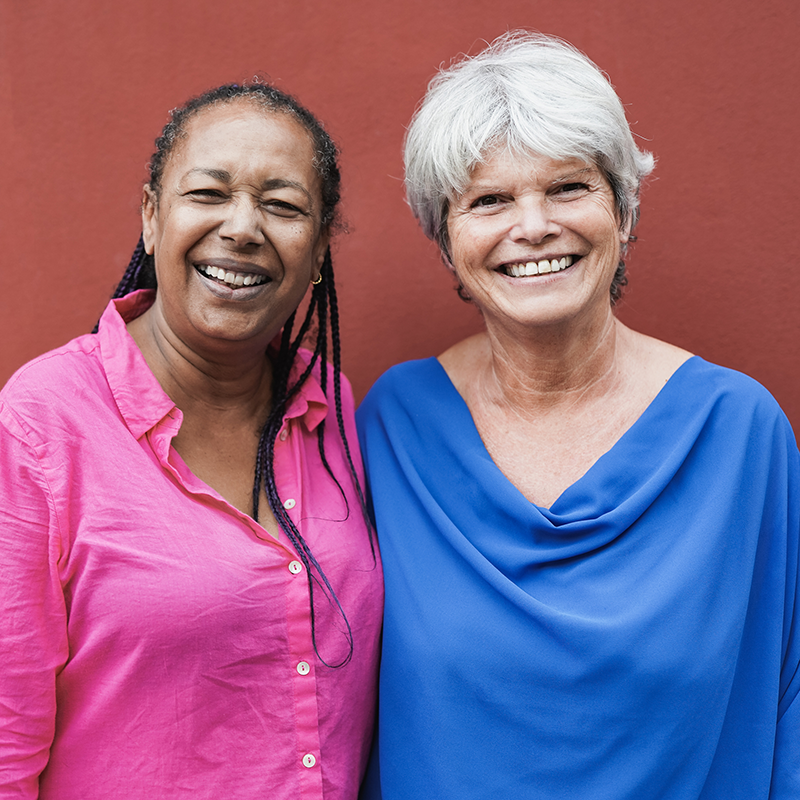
[0,291,383,799]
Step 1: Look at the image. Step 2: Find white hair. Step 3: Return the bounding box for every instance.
[404,31,655,253]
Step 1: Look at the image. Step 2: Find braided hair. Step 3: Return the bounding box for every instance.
[105,82,373,667]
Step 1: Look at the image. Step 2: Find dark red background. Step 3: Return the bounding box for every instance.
[1,0,798,431]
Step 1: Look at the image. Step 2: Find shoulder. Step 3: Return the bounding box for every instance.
[622,324,787,427]
[357,357,455,456]
[1,334,105,430]
[295,345,353,392]
[359,358,443,412]
[622,326,693,379]
[292,347,357,420]
[674,357,796,451]
[682,357,783,409]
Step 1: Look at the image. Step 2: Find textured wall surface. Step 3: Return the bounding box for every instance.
[1,0,798,429]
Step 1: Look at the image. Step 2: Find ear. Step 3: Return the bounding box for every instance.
[439,215,456,271]
[619,211,633,245]
[312,225,331,275]
[141,185,158,256]
[441,253,456,273]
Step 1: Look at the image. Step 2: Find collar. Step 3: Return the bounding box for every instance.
[97,290,329,440]
[281,347,330,433]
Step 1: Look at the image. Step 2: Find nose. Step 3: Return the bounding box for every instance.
[509,197,561,244]
[218,198,266,247]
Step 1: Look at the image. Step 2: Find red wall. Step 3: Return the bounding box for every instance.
[1,0,798,430]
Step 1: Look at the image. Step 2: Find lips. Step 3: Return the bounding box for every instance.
[502,255,576,277]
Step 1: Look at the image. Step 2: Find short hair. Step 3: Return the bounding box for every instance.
[404,31,655,302]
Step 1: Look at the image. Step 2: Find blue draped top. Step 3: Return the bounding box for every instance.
[357,356,800,799]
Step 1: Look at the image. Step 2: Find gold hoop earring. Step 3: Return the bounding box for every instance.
[311,274,322,285]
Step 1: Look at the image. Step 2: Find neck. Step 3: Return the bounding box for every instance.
[127,304,274,417]
[478,309,626,412]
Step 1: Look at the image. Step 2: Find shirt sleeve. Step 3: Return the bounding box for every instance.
[772,588,800,793]
[770,419,800,798]
[772,690,800,797]
[0,404,68,797]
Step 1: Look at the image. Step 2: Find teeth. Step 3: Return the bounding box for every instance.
[198,265,266,287]
[506,255,575,278]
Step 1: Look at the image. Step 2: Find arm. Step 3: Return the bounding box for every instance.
[772,563,800,796]
[772,691,800,797]
[0,405,68,797]
[770,419,800,798]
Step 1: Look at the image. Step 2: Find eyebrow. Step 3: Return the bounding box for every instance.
[463,165,600,195]
[187,167,232,183]
[184,168,314,203]
[552,166,598,181]
[262,178,314,203]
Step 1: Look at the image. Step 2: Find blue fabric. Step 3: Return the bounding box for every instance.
[357,356,800,800]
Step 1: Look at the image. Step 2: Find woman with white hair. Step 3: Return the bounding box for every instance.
[357,32,800,798]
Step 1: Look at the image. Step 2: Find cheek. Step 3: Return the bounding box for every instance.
[151,209,192,252]
[448,218,492,267]
[569,207,622,252]
[268,218,321,253]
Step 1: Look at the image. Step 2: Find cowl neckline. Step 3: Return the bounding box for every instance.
[414,355,712,561]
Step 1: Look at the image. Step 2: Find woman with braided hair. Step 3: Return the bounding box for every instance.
[0,83,382,799]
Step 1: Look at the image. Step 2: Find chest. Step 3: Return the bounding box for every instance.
[172,420,282,534]
[51,405,377,654]
[470,396,644,508]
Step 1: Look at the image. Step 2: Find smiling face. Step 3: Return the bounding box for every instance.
[446,148,630,336]
[141,100,329,352]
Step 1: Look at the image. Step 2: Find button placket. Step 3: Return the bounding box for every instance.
[274,408,320,793]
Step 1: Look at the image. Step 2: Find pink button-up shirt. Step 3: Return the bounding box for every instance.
[0,292,383,799]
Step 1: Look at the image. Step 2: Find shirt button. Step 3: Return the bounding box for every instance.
[283,498,296,510]
[279,429,288,441]
[288,561,303,575]
[302,753,316,768]
[297,661,310,675]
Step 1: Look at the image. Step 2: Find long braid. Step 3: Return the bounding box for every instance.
[92,234,154,333]
[113,234,155,298]
[326,255,376,559]
[99,81,374,669]
[253,247,375,667]
[309,255,364,541]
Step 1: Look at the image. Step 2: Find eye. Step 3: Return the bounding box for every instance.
[188,188,226,201]
[555,182,588,194]
[471,194,502,209]
[552,182,591,199]
[263,199,306,218]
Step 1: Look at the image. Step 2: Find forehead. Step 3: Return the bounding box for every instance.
[163,100,319,188]
[468,148,598,185]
